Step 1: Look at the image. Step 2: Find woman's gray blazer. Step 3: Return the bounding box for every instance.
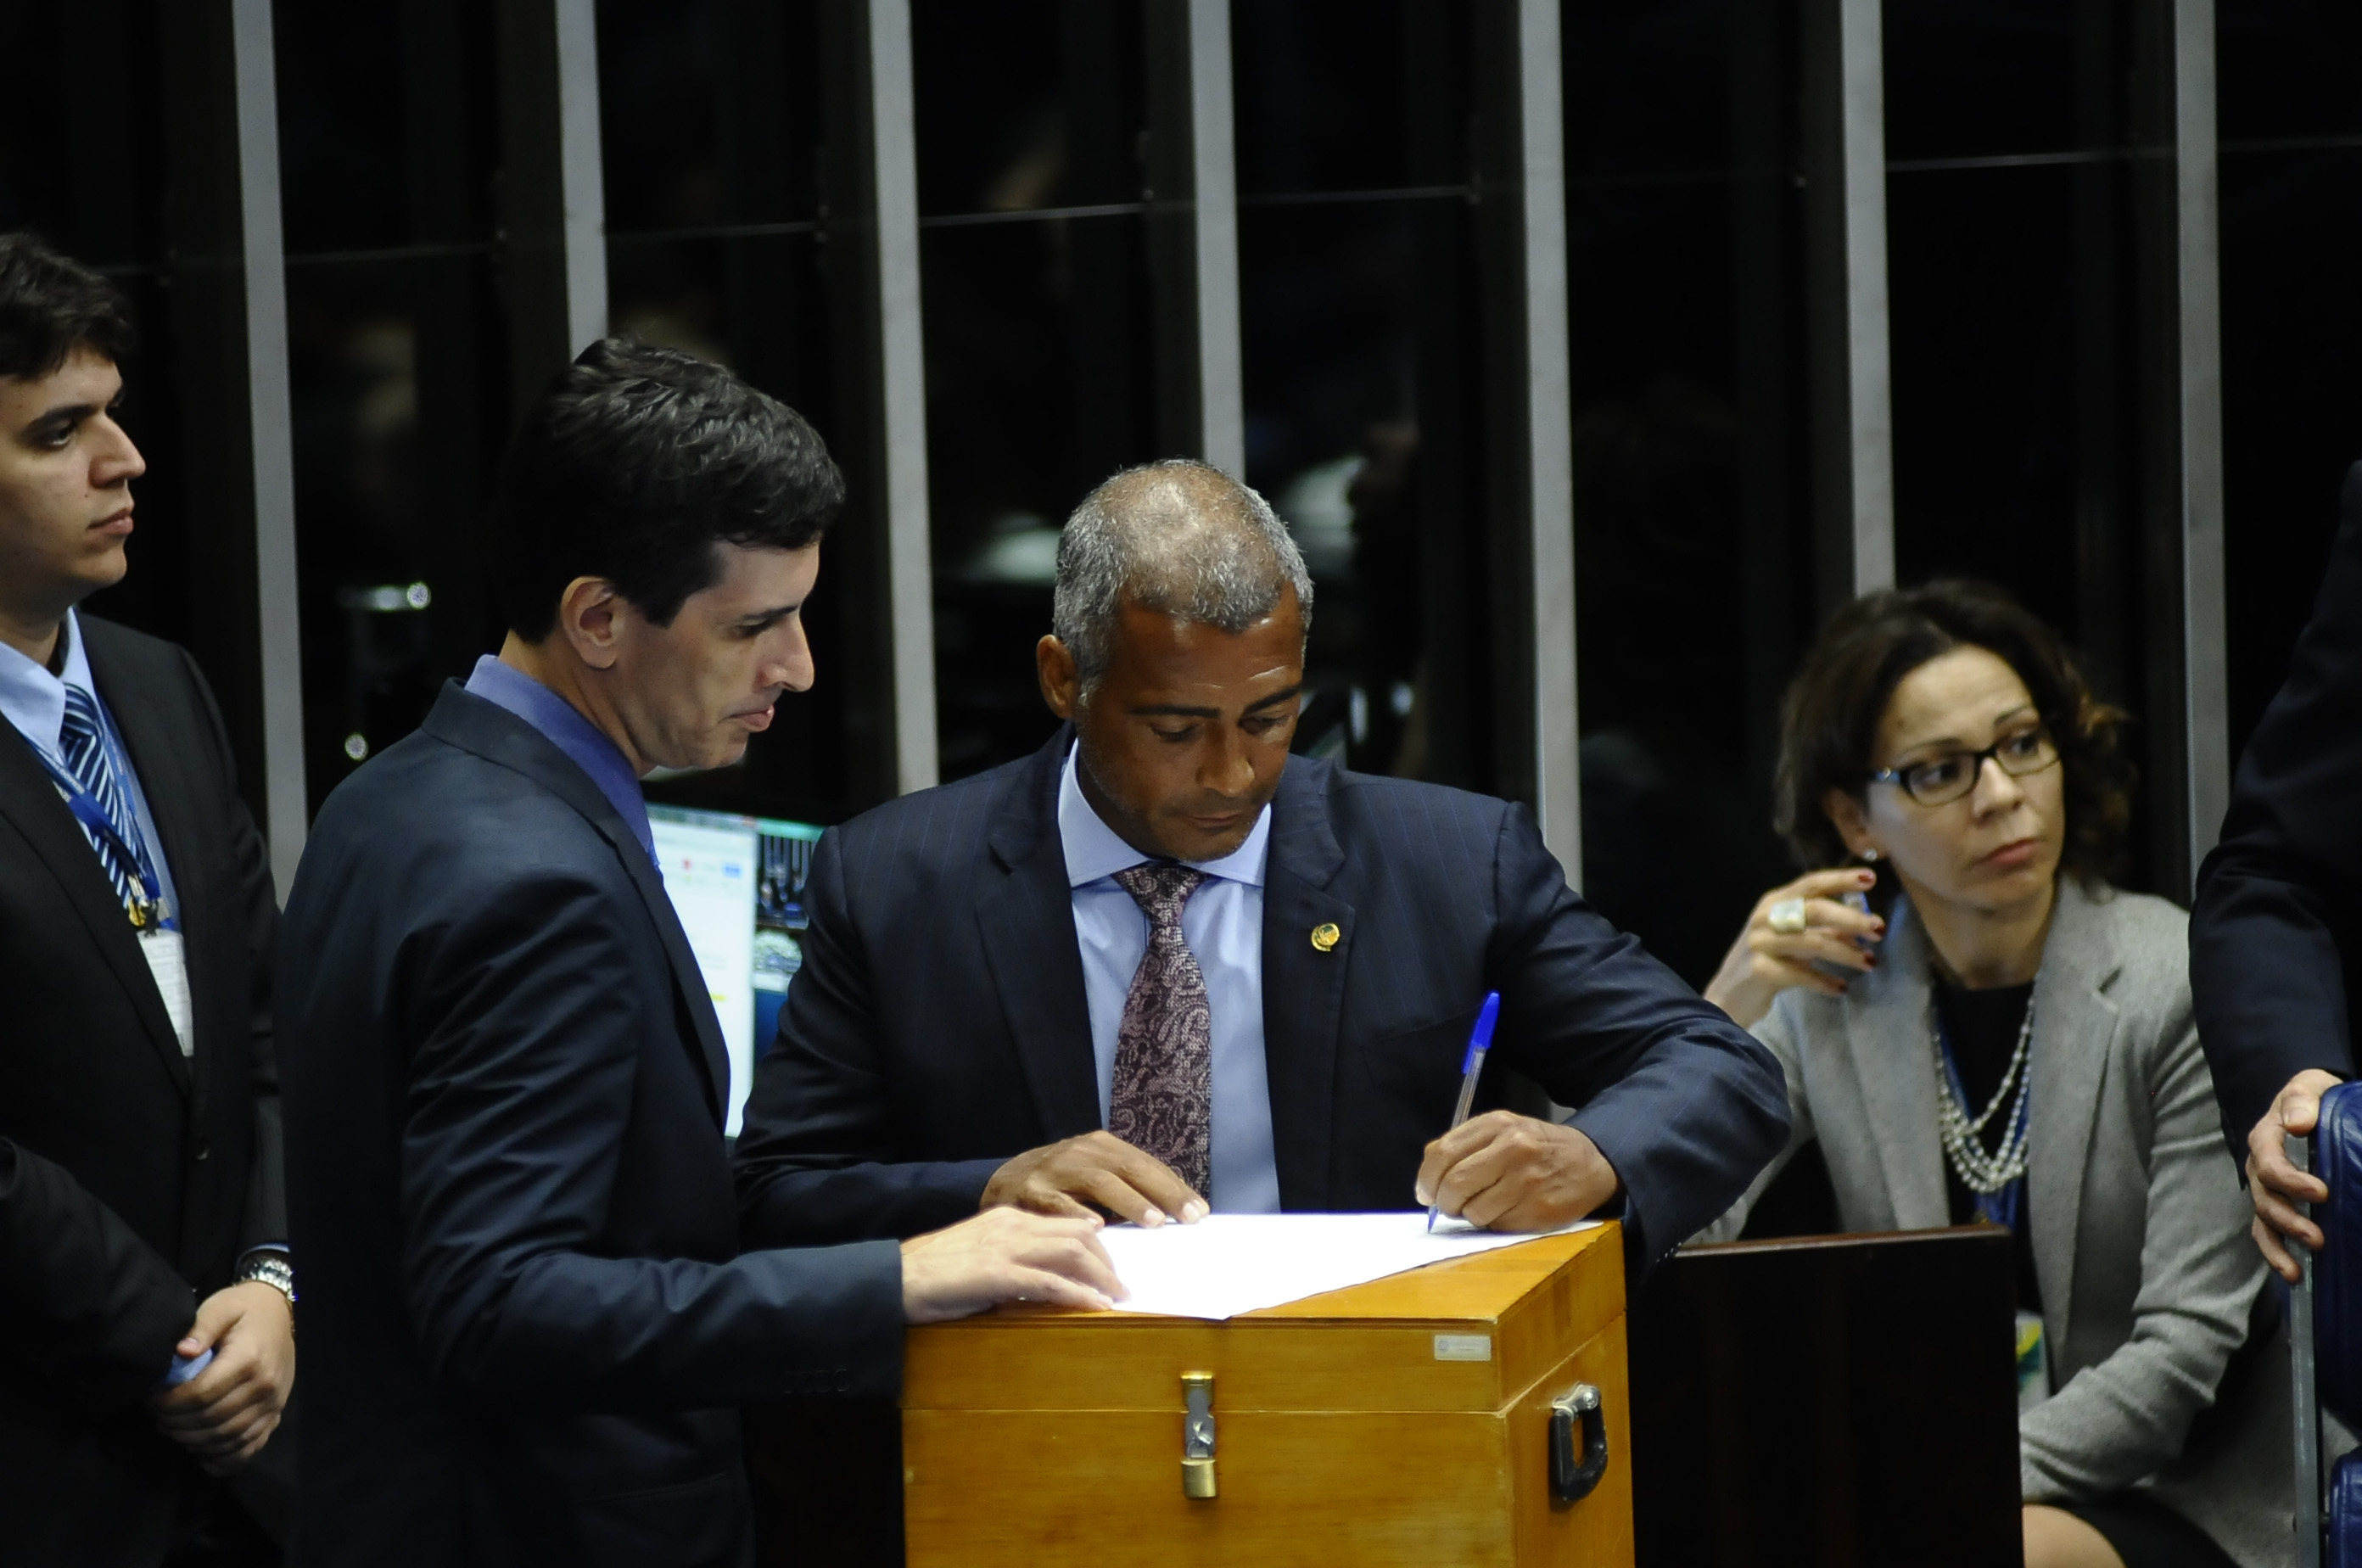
[1699,879,2291,1568]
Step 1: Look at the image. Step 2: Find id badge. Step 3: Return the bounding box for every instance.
[138,927,195,1056]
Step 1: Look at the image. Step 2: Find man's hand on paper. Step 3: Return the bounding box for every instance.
[900,1207,1126,1324]
[982,1130,1209,1229]
[1415,1112,1620,1233]
[2247,1067,2342,1281]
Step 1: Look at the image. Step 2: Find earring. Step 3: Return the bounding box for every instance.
[1861,848,1881,864]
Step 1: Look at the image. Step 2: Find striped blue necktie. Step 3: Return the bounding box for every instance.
[57,685,149,916]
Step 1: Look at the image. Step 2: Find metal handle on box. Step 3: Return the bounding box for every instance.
[1548,1382,1608,1504]
[1182,1372,1217,1499]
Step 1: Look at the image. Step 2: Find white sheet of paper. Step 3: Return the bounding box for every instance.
[1094,1212,1603,1320]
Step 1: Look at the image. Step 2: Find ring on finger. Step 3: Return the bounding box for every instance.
[1767,897,1808,934]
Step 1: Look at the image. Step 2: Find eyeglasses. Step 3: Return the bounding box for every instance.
[1868,727,2060,807]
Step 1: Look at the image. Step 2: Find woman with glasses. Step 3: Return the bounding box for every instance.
[1699,581,2287,1568]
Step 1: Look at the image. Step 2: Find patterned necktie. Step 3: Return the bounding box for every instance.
[57,685,148,916]
[1109,863,1213,1197]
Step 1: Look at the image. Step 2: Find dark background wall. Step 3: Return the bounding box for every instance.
[1,0,2354,983]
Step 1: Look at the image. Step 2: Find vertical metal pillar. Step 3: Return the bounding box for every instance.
[1802,0,1895,613]
[1185,0,1244,479]
[1473,0,1579,871]
[1517,0,1580,873]
[2173,0,2229,880]
[228,0,306,894]
[497,0,609,411]
[819,0,936,804]
[2163,0,2219,882]
[2132,0,2227,896]
[1146,0,1245,477]
[554,0,608,357]
[865,0,939,794]
[158,0,304,882]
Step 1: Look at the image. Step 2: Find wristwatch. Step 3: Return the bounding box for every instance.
[235,1250,297,1310]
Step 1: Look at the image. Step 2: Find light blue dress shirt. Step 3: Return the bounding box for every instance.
[0,609,182,921]
[463,655,657,865]
[1058,745,1282,1213]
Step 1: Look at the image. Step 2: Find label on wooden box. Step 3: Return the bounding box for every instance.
[1433,1333,1493,1361]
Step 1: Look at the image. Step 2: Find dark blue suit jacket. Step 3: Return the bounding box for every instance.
[736,730,1789,1271]
[0,616,283,1565]
[2194,459,2362,1158]
[279,686,903,1568]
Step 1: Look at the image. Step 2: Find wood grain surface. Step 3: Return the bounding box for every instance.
[902,1221,1632,1567]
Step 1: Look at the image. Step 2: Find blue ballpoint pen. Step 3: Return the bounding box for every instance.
[1425,991,1503,1232]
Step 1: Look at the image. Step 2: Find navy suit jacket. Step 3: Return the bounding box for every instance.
[0,615,283,1565]
[736,730,1790,1272]
[2193,459,2362,1158]
[279,685,903,1568]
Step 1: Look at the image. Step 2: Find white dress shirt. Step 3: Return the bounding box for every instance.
[1058,744,1283,1212]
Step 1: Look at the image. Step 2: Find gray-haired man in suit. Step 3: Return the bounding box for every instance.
[736,459,1789,1274]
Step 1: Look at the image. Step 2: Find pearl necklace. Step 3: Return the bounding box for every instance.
[1931,996,2034,1196]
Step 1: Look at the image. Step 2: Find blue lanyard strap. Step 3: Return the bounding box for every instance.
[22,720,171,931]
[1932,1009,2031,1231]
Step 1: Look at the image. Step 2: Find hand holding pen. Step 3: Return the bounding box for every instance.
[1414,990,1624,1233]
[1426,993,1502,1231]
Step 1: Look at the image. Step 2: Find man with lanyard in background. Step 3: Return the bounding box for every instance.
[0,232,294,1566]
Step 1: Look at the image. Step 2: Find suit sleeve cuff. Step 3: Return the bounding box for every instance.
[753,1239,908,1401]
[1563,1108,1651,1274]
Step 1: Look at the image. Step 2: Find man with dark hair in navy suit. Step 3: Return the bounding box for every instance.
[0,232,293,1568]
[736,459,1790,1274]
[278,339,1119,1568]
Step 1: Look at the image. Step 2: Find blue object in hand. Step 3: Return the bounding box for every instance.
[1425,991,1503,1232]
[159,1347,214,1390]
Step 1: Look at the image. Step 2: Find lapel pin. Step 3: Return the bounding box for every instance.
[1310,921,1341,953]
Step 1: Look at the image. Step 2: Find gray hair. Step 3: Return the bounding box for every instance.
[1052,459,1315,691]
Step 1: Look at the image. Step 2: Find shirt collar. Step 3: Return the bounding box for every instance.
[462,655,656,863]
[0,608,96,759]
[1057,742,1270,891]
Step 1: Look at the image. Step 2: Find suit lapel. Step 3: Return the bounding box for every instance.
[2024,882,2119,1336]
[90,630,216,1084]
[977,735,1103,1143]
[1844,901,1948,1229]
[423,685,730,1128]
[1258,761,1351,1212]
[0,664,189,1091]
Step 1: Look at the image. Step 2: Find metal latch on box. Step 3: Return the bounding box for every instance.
[1181,1372,1217,1498]
[1548,1382,1609,1505]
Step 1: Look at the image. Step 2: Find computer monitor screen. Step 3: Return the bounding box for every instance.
[645,803,823,1135]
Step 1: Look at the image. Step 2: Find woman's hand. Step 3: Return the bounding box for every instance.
[1703,868,1885,1028]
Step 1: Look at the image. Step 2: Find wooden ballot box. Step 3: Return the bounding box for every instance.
[900,1223,1632,1567]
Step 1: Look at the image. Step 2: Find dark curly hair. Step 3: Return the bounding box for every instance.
[490,336,844,641]
[1772,579,2135,886]
[0,232,135,379]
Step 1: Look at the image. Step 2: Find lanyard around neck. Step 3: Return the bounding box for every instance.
[22,713,172,931]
